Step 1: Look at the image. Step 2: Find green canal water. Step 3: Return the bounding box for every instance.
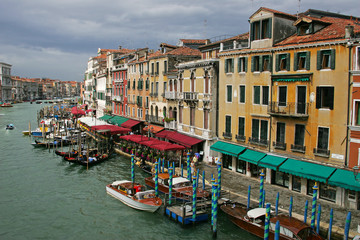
[0,103,256,240]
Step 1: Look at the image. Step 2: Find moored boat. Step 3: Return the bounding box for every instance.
[1,103,13,107]
[106,180,162,212]
[145,173,210,201]
[6,124,15,130]
[55,149,78,158]
[220,201,324,240]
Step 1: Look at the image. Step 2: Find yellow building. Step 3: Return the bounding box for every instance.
[214,7,360,208]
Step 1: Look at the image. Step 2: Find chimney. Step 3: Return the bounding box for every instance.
[345,24,354,39]
[118,45,122,50]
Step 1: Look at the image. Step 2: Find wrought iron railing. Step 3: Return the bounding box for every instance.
[268,101,308,117]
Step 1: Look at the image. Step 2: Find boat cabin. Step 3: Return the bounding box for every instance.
[152,173,191,188]
[246,208,267,225]
[110,181,145,195]
[135,190,156,200]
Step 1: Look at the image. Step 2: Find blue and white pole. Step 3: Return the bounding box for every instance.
[264,203,271,240]
[202,170,206,191]
[316,204,321,234]
[131,153,135,184]
[310,182,318,229]
[247,185,251,209]
[304,200,308,223]
[344,211,351,240]
[168,166,173,205]
[274,220,280,240]
[289,196,293,217]
[217,159,222,197]
[275,192,279,216]
[192,174,197,223]
[212,181,219,237]
[259,170,265,208]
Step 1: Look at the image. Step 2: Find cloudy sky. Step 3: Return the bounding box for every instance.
[0,0,358,82]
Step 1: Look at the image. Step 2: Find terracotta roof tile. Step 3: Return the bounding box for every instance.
[276,16,360,46]
[200,33,249,49]
[250,7,297,20]
[167,46,201,56]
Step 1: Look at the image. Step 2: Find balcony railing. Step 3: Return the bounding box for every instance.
[291,144,306,153]
[164,120,177,130]
[248,137,269,146]
[268,102,309,118]
[145,114,164,125]
[273,141,286,150]
[183,92,198,101]
[112,95,123,102]
[235,134,246,142]
[313,148,330,158]
[150,92,158,97]
[164,91,181,100]
[223,132,232,139]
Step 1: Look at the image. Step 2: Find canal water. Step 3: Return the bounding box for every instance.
[0,103,256,240]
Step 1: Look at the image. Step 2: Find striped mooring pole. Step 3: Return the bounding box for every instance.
[264,203,271,240]
[212,181,219,238]
[259,170,265,208]
[247,185,251,209]
[202,170,206,191]
[192,174,197,223]
[217,159,222,197]
[344,211,351,240]
[168,166,173,205]
[310,182,318,229]
[211,175,215,226]
[154,161,159,197]
[289,196,293,217]
[304,200,308,223]
[316,204,321,234]
[187,151,191,180]
[328,208,333,240]
[131,153,135,184]
[275,192,279,215]
[274,220,280,240]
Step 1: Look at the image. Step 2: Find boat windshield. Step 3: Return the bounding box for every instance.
[297,227,312,239]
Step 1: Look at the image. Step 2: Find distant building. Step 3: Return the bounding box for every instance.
[0,62,12,102]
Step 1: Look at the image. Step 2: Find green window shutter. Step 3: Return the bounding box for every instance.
[259,56,264,72]
[251,57,255,72]
[244,57,248,72]
[269,55,273,72]
[286,53,290,71]
[316,51,322,70]
[275,54,280,72]
[225,116,231,133]
[306,51,311,70]
[238,58,241,73]
[250,23,254,41]
[225,60,228,73]
[254,86,260,104]
[267,18,272,38]
[330,49,336,70]
[231,59,234,72]
[316,87,321,109]
[252,119,259,139]
[238,117,245,136]
[329,87,334,110]
[294,52,299,71]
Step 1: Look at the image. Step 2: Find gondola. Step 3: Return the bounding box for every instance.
[55,149,78,158]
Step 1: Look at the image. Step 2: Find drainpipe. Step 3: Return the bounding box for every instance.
[345,40,353,167]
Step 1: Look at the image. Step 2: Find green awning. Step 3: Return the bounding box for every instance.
[238,149,266,165]
[210,141,245,157]
[273,77,309,82]
[99,114,113,121]
[279,158,336,183]
[258,155,287,171]
[328,169,360,191]
[108,116,128,126]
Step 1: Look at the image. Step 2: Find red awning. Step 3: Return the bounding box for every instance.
[143,124,164,133]
[167,132,204,148]
[121,119,141,128]
[91,125,131,135]
[155,130,174,138]
[71,106,85,115]
[151,143,185,151]
[118,134,145,143]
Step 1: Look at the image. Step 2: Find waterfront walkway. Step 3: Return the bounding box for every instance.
[197,162,360,239]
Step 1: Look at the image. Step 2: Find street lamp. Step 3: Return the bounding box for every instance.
[353,165,360,182]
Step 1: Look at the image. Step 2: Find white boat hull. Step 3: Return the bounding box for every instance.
[106,186,160,213]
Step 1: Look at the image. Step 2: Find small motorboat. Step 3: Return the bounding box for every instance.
[6,124,15,130]
[1,103,13,107]
[220,201,324,240]
[106,180,162,212]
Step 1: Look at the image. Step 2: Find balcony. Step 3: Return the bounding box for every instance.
[268,102,309,118]
[273,141,286,150]
[313,148,330,158]
[291,144,306,153]
[164,120,177,130]
[223,132,232,139]
[145,114,164,125]
[112,95,123,102]
[164,91,181,100]
[249,137,269,146]
[182,92,198,101]
[150,92,158,97]
[235,134,246,142]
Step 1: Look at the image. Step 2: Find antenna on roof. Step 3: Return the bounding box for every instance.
[297,0,301,17]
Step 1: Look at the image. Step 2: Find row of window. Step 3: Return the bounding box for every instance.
[224,49,335,73]
[224,115,330,153]
[226,84,334,110]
